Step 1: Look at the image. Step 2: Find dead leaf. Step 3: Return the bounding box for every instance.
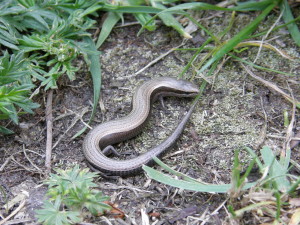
[289,198,300,207]
[289,208,300,225]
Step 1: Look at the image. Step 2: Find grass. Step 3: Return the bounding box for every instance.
[143,146,300,224]
[0,0,299,224]
[1,0,299,134]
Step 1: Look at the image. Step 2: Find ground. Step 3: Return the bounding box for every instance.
[0,9,300,225]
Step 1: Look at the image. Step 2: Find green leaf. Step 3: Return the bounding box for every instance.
[72,36,101,138]
[36,196,81,225]
[143,164,256,193]
[102,5,162,14]
[0,70,38,127]
[45,165,98,196]
[134,13,156,31]
[243,146,264,171]
[24,8,51,31]
[280,0,300,47]
[153,2,229,12]
[81,3,103,17]
[127,0,156,31]
[0,51,31,84]
[260,146,290,192]
[0,38,19,50]
[67,185,110,216]
[0,24,19,49]
[96,12,121,48]
[18,35,45,51]
[234,0,278,11]
[150,0,191,38]
[83,197,111,216]
[0,126,14,134]
[40,165,111,219]
[17,0,35,8]
[15,101,39,114]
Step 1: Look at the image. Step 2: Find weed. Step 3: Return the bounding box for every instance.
[35,165,111,225]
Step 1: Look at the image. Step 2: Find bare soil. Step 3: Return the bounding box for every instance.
[0,9,300,225]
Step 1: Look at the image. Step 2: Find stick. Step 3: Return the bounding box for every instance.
[0,200,26,225]
[45,90,53,173]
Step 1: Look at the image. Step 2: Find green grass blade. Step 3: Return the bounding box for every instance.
[81,4,104,17]
[0,126,14,134]
[179,38,213,78]
[279,0,300,47]
[150,0,191,38]
[198,1,278,74]
[228,53,297,76]
[126,0,156,31]
[96,12,121,49]
[102,5,162,14]
[143,165,256,193]
[234,0,277,11]
[287,178,300,194]
[232,150,241,188]
[136,0,278,37]
[72,37,101,139]
[249,15,300,39]
[160,0,275,13]
[243,146,264,170]
[150,157,206,184]
[137,2,229,36]
[218,11,236,40]
[134,13,156,31]
[162,2,230,12]
[185,15,217,41]
[240,158,257,185]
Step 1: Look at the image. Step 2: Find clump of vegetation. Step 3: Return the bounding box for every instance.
[0,0,201,134]
[0,51,39,134]
[144,146,300,224]
[35,165,111,225]
[0,0,101,134]
[1,0,298,136]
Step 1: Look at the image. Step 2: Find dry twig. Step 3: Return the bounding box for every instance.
[0,149,43,172]
[253,9,284,63]
[254,97,268,149]
[134,42,185,76]
[0,200,26,225]
[283,84,296,155]
[45,90,54,173]
[241,64,299,106]
[52,107,90,149]
[23,145,43,172]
